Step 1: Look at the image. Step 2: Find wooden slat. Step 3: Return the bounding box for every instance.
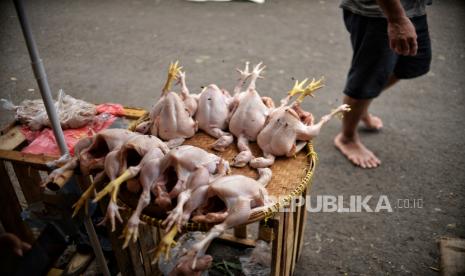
[12,163,43,204]
[0,126,26,150]
[0,149,56,170]
[270,214,284,276]
[137,224,157,275]
[296,188,309,261]
[218,233,256,248]
[0,160,33,243]
[291,204,302,274]
[128,241,146,276]
[283,211,295,276]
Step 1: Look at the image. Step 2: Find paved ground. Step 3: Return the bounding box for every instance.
[1,0,464,275]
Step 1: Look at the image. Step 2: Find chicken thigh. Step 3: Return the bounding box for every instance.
[195,84,234,151]
[251,78,351,168]
[228,62,274,167]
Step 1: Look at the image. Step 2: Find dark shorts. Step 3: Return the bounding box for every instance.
[343,9,432,99]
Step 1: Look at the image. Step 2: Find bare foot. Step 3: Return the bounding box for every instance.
[361,114,383,130]
[334,133,381,169]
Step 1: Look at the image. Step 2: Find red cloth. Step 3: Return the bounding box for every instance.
[20,104,124,156]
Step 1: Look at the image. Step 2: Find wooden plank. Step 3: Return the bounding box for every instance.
[137,224,157,276]
[440,237,465,276]
[0,126,26,150]
[0,160,33,243]
[233,224,247,239]
[296,189,308,261]
[128,240,146,276]
[12,163,43,204]
[0,149,56,170]
[270,214,284,276]
[283,211,295,276]
[291,203,302,273]
[218,233,256,248]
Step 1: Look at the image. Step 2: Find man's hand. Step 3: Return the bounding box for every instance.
[387,16,418,56]
[377,0,418,56]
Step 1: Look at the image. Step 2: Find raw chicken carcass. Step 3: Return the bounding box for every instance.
[136,62,198,147]
[228,62,275,167]
[195,84,234,151]
[91,134,170,247]
[159,145,230,232]
[153,167,273,269]
[250,78,351,168]
[1,89,96,130]
[44,128,137,188]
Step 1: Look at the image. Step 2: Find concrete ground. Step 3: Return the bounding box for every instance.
[1,0,464,275]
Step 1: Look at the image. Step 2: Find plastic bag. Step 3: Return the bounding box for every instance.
[158,232,208,276]
[1,90,97,130]
[239,240,271,276]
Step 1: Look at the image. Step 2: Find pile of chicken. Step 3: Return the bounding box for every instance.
[46,61,349,275]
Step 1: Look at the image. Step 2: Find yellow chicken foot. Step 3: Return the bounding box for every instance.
[151,227,178,264]
[331,104,352,119]
[93,169,134,203]
[162,61,183,95]
[288,77,325,102]
[71,182,96,218]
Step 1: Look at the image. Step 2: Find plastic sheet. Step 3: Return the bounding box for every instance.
[21,113,117,156]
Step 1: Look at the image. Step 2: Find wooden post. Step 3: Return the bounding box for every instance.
[0,160,33,243]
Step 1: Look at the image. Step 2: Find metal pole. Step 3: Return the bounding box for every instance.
[13,1,111,276]
[13,0,68,155]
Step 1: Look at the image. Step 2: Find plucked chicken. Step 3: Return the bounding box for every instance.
[153,167,273,271]
[194,84,234,151]
[89,134,170,247]
[44,128,137,188]
[251,78,351,168]
[228,62,275,167]
[136,62,198,147]
[159,145,230,232]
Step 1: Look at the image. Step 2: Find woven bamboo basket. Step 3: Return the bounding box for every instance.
[121,114,317,231]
